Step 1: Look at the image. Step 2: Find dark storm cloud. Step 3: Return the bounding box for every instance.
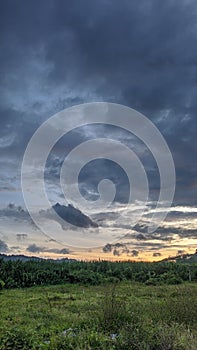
[78,159,130,203]
[44,127,158,204]
[40,202,98,229]
[45,146,130,204]
[0,0,197,205]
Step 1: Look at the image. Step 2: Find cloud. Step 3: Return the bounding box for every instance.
[113,249,120,256]
[102,242,140,257]
[0,1,197,259]
[0,204,38,230]
[26,244,70,255]
[0,239,9,253]
[131,221,197,241]
[136,233,147,240]
[177,250,185,255]
[103,243,113,253]
[0,133,16,148]
[40,202,98,228]
[130,250,139,257]
[0,0,197,208]
[0,203,31,220]
[103,242,126,253]
[153,252,161,257]
[16,233,28,241]
[26,244,42,253]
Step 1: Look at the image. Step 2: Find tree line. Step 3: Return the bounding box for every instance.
[0,258,196,289]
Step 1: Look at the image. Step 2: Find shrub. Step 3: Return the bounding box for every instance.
[97,283,130,332]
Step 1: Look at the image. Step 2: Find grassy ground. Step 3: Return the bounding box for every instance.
[0,282,197,349]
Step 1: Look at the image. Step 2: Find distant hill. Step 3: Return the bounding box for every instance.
[1,251,197,264]
[162,251,197,264]
[0,254,76,262]
[0,254,43,262]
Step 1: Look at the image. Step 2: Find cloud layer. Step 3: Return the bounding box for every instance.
[0,0,197,258]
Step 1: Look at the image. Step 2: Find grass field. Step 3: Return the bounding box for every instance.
[0,282,197,349]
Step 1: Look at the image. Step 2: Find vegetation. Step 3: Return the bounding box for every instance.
[0,258,197,289]
[0,281,197,349]
[0,258,197,348]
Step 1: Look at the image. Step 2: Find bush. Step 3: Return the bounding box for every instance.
[97,283,130,332]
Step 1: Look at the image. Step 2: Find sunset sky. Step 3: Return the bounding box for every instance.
[0,0,197,261]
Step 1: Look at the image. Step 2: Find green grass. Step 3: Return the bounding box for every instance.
[0,282,197,349]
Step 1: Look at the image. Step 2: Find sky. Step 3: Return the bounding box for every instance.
[0,0,197,261]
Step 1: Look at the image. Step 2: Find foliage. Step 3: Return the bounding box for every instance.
[97,283,129,332]
[0,258,196,289]
[0,328,35,350]
[116,322,197,350]
[0,282,197,349]
[0,279,5,290]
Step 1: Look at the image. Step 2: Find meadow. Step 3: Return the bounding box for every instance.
[0,281,197,349]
